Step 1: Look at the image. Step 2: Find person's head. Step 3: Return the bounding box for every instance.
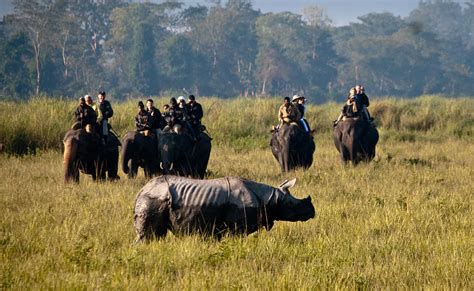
[283,96,290,105]
[146,98,154,110]
[138,101,145,110]
[298,96,306,104]
[79,97,85,105]
[349,87,357,97]
[355,85,362,94]
[170,97,177,106]
[188,94,196,105]
[177,96,186,107]
[84,95,93,105]
[292,95,300,103]
[360,86,365,93]
[163,104,170,111]
[98,91,106,102]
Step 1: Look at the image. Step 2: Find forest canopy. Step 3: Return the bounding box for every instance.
[1,0,474,101]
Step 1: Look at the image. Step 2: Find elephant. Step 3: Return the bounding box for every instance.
[157,129,211,179]
[134,175,316,240]
[121,131,160,179]
[333,117,379,165]
[63,128,120,182]
[270,123,315,172]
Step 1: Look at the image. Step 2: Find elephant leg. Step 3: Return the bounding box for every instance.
[107,148,119,181]
[128,159,138,178]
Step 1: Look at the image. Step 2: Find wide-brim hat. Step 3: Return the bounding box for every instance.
[292,95,305,102]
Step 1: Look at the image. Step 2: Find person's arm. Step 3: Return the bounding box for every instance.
[195,104,203,120]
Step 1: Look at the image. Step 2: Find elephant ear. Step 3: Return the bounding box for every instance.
[279,178,297,191]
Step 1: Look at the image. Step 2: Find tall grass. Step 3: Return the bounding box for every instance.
[0,96,473,288]
[0,96,472,154]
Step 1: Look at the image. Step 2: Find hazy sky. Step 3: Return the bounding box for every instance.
[0,0,433,26]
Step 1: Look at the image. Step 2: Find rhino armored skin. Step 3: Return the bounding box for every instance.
[134,175,315,240]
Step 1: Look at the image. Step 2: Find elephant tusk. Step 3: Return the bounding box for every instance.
[160,162,163,170]
[169,163,174,171]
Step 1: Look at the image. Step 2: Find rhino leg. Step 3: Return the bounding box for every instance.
[134,196,169,241]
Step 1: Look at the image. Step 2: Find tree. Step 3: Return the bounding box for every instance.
[13,0,56,96]
[0,32,34,98]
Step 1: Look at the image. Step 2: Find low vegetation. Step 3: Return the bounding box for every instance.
[0,96,473,288]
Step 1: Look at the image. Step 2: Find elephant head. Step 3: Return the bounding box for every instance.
[122,131,159,178]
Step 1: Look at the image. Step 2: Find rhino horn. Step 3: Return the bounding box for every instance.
[279,178,297,190]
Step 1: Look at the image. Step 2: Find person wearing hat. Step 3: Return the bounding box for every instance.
[146,99,165,131]
[187,94,204,134]
[292,95,310,132]
[135,101,150,132]
[74,96,97,130]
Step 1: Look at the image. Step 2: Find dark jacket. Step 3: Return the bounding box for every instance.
[188,102,203,125]
[147,106,164,130]
[163,105,183,126]
[356,93,369,107]
[75,104,97,126]
[98,100,113,120]
[135,110,150,131]
[296,104,305,118]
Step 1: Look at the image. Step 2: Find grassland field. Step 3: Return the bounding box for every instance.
[0,96,473,289]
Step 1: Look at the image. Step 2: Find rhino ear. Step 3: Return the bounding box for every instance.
[279,178,297,190]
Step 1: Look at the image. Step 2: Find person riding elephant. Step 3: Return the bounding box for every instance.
[135,101,150,132]
[292,95,310,132]
[146,98,165,131]
[178,96,197,140]
[273,96,300,132]
[97,91,113,144]
[73,96,97,130]
[334,87,360,126]
[163,97,183,131]
[187,94,204,133]
[355,85,373,124]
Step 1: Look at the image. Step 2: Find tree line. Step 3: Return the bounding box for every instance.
[1,0,474,102]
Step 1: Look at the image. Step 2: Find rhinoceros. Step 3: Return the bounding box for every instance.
[134,175,316,240]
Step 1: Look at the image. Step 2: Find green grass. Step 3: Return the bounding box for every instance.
[0,96,473,289]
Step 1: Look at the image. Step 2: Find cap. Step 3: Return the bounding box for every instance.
[292,95,300,102]
[177,96,185,102]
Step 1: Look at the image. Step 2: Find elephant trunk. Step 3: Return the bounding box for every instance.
[63,139,78,183]
[121,139,132,174]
